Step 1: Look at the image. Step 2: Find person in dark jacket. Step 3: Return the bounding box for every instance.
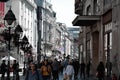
[25,62,43,80]
[52,58,59,80]
[73,59,79,79]
[80,61,86,79]
[96,61,105,80]
[86,61,91,77]
[12,60,19,80]
[0,60,7,80]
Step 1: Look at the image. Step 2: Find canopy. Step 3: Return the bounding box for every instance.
[1,56,16,61]
[72,15,100,26]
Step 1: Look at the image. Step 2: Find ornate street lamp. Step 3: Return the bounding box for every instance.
[20,35,33,76]
[1,21,23,80]
[13,24,23,47]
[14,24,23,33]
[13,24,23,79]
[20,35,28,76]
[22,35,28,43]
[4,8,16,26]
[0,0,9,2]
[3,8,16,80]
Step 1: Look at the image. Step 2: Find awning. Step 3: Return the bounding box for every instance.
[72,15,100,26]
[1,56,16,61]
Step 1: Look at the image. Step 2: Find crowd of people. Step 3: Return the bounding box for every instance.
[24,58,119,80]
[0,58,118,80]
[24,58,91,80]
[0,60,19,80]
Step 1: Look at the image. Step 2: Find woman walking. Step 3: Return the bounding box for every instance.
[41,60,52,80]
[65,60,74,80]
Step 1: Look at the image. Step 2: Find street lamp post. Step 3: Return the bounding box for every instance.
[13,24,23,79]
[14,24,23,58]
[3,7,16,80]
[21,35,29,76]
[21,36,32,75]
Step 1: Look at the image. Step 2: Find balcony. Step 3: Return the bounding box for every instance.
[72,15,100,26]
[75,0,83,15]
[43,41,53,48]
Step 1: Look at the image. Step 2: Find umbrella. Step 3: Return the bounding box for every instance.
[1,56,16,61]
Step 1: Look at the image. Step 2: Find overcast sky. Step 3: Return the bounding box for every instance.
[51,0,76,27]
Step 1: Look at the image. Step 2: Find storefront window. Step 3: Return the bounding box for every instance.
[104,22,112,61]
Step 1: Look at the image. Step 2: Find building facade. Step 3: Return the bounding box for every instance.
[0,2,6,58]
[41,0,56,59]
[0,0,73,64]
[2,0,37,63]
[67,27,80,59]
[73,0,120,76]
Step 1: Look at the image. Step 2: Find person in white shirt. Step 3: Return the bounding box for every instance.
[65,60,74,80]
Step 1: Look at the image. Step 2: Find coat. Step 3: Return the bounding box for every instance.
[25,69,43,80]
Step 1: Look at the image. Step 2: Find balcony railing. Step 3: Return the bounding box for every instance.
[75,0,83,15]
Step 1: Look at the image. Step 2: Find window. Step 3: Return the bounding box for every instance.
[87,40,90,50]
[104,33,112,61]
[104,34,108,50]
[105,22,112,32]
[104,22,112,62]
[109,32,112,49]
[93,0,97,14]
[104,0,111,5]
[86,5,91,15]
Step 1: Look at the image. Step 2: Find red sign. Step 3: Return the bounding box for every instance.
[0,2,4,27]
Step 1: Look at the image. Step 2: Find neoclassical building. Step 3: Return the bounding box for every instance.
[0,0,37,63]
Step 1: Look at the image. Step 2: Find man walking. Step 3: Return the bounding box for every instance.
[52,58,59,80]
[0,60,7,80]
[12,60,19,80]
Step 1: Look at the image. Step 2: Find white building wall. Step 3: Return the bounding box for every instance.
[5,0,37,58]
[40,0,56,57]
[65,37,71,56]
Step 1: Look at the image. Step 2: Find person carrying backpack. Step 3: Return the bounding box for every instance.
[41,60,52,80]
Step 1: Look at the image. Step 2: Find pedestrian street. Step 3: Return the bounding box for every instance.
[0,72,96,80]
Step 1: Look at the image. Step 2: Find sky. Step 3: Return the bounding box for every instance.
[51,0,76,27]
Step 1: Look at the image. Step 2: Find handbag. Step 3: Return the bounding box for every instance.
[96,72,98,77]
[63,73,68,80]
